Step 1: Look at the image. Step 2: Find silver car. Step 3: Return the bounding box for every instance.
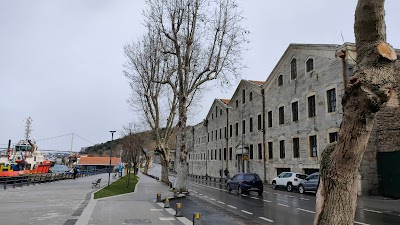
[298,172,319,194]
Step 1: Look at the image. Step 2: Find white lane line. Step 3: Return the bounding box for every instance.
[192,191,198,194]
[241,194,248,197]
[241,210,253,215]
[150,209,163,212]
[251,197,259,200]
[159,217,175,221]
[363,209,383,214]
[218,201,225,204]
[263,199,272,203]
[277,203,289,207]
[259,217,274,223]
[285,195,294,198]
[199,193,203,196]
[297,208,315,214]
[156,203,164,208]
[204,195,209,198]
[165,208,176,215]
[177,217,192,225]
[300,197,309,200]
[228,205,237,209]
[354,221,370,225]
[273,193,280,195]
[263,191,270,193]
[209,198,216,201]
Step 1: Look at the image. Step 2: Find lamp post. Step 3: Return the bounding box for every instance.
[108,130,116,186]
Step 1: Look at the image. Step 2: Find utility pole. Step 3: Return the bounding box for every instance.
[70,133,74,154]
[108,130,116,186]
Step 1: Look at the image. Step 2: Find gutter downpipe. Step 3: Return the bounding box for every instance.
[261,89,267,183]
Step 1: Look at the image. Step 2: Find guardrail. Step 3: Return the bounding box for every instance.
[0,170,99,190]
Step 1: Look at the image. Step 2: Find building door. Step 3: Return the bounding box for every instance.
[237,154,242,173]
[377,151,400,198]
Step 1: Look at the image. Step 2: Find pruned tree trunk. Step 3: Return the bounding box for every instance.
[160,155,169,183]
[175,97,189,192]
[314,1,398,225]
[143,154,151,174]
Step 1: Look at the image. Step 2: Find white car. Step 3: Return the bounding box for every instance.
[271,172,308,192]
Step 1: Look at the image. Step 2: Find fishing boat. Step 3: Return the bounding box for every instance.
[0,117,51,176]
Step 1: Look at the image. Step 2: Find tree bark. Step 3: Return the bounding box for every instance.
[175,95,189,192]
[314,1,397,225]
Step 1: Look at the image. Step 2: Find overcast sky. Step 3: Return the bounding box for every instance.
[1,0,399,152]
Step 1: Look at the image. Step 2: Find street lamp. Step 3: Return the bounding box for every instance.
[108,130,116,186]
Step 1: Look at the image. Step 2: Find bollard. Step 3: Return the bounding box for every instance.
[156,193,161,202]
[175,203,182,217]
[164,198,170,208]
[193,212,201,225]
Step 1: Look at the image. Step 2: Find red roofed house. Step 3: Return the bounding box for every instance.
[77,157,120,173]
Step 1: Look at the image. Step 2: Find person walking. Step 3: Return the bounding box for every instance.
[73,168,78,179]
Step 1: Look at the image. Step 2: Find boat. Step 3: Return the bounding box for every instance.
[0,117,51,177]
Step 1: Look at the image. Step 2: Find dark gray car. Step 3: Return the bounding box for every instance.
[298,172,319,194]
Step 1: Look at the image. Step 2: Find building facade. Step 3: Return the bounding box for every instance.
[180,43,399,196]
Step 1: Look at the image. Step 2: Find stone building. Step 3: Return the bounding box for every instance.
[181,42,400,197]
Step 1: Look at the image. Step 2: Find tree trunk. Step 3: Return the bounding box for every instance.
[160,156,169,183]
[175,94,189,192]
[314,1,397,225]
[143,155,151,174]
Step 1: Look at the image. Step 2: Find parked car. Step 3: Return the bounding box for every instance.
[298,172,319,194]
[226,173,263,195]
[271,172,308,192]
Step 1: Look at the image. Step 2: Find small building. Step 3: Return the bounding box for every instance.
[77,157,120,173]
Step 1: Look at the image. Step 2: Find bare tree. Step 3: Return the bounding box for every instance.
[314,1,398,224]
[145,0,247,192]
[124,27,178,183]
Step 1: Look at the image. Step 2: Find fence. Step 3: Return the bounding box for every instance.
[0,170,99,190]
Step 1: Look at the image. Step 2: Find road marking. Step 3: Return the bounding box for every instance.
[259,217,274,223]
[165,208,175,215]
[228,205,237,209]
[218,201,225,204]
[263,199,272,203]
[204,195,209,198]
[241,210,253,215]
[300,197,309,200]
[241,194,248,197]
[251,197,259,200]
[273,193,280,195]
[159,217,175,221]
[354,221,370,225]
[209,198,216,201]
[192,191,198,194]
[263,191,270,193]
[277,203,289,207]
[297,208,315,213]
[177,217,192,225]
[156,203,164,207]
[285,195,294,198]
[363,209,382,214]
[199,193,203,196]
[150,209,163,212]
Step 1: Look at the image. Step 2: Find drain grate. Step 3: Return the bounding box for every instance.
[124,219,152,224]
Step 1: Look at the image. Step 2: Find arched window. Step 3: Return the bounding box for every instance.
[291,58,297,79]
[278,75,283,86]
[306,58,314,72]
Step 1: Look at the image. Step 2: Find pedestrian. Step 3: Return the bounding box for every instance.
[224,168,230,181]
[73,168,78,179]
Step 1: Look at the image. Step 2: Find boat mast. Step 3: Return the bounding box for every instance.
[25,117,33,140]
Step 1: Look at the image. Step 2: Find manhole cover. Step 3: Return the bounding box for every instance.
[124,219,152,224]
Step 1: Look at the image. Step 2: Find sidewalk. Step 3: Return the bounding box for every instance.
[76,172,191,225]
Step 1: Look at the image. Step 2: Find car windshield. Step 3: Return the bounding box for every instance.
[296,174,307,179]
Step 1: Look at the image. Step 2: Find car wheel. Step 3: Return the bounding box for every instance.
[286,183,293,192]
[299,184,305,194]
[227,184,231,193]
[272,181,277,189]
[258,191,263,196]
[238,186,243,195]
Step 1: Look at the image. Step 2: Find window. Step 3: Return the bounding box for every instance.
[309,135,318,157]
[279,140,285,158]
[236,100,239,108]
[224,148,227,160]
[229,147,233,160]
[293,138,300,158]
[258,143,262,159]
[292,101,299,121]
[249,117,253,132]
[268,111,272,127]
[268,142,273,159]
[211,131,213,141]
[327,88,336,113]
[215,107,218,118]
[258,114,262,130]
[211,150,213,160]
[329,132,338,143]
[220,109,222,115]
[249,92,253,101]
[278,75,283,86]
[230,124,233,137]
[306,58,314,72]
[242,120,246,134]
[249,144,254,159]
[219,149,221,160]
[291,58,297,79]
[215,130,217,140]
[212,114,214,120]
[208,133,209,142]
[308,95,316,117]
[224,126,227,139]
[279,106,284,125]
[219,128,222,139]
[242,89,246,104]
[235,122,239,136]
[215,149,217,160]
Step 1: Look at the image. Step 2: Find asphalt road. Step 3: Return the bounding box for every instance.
[186,178,400,225]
